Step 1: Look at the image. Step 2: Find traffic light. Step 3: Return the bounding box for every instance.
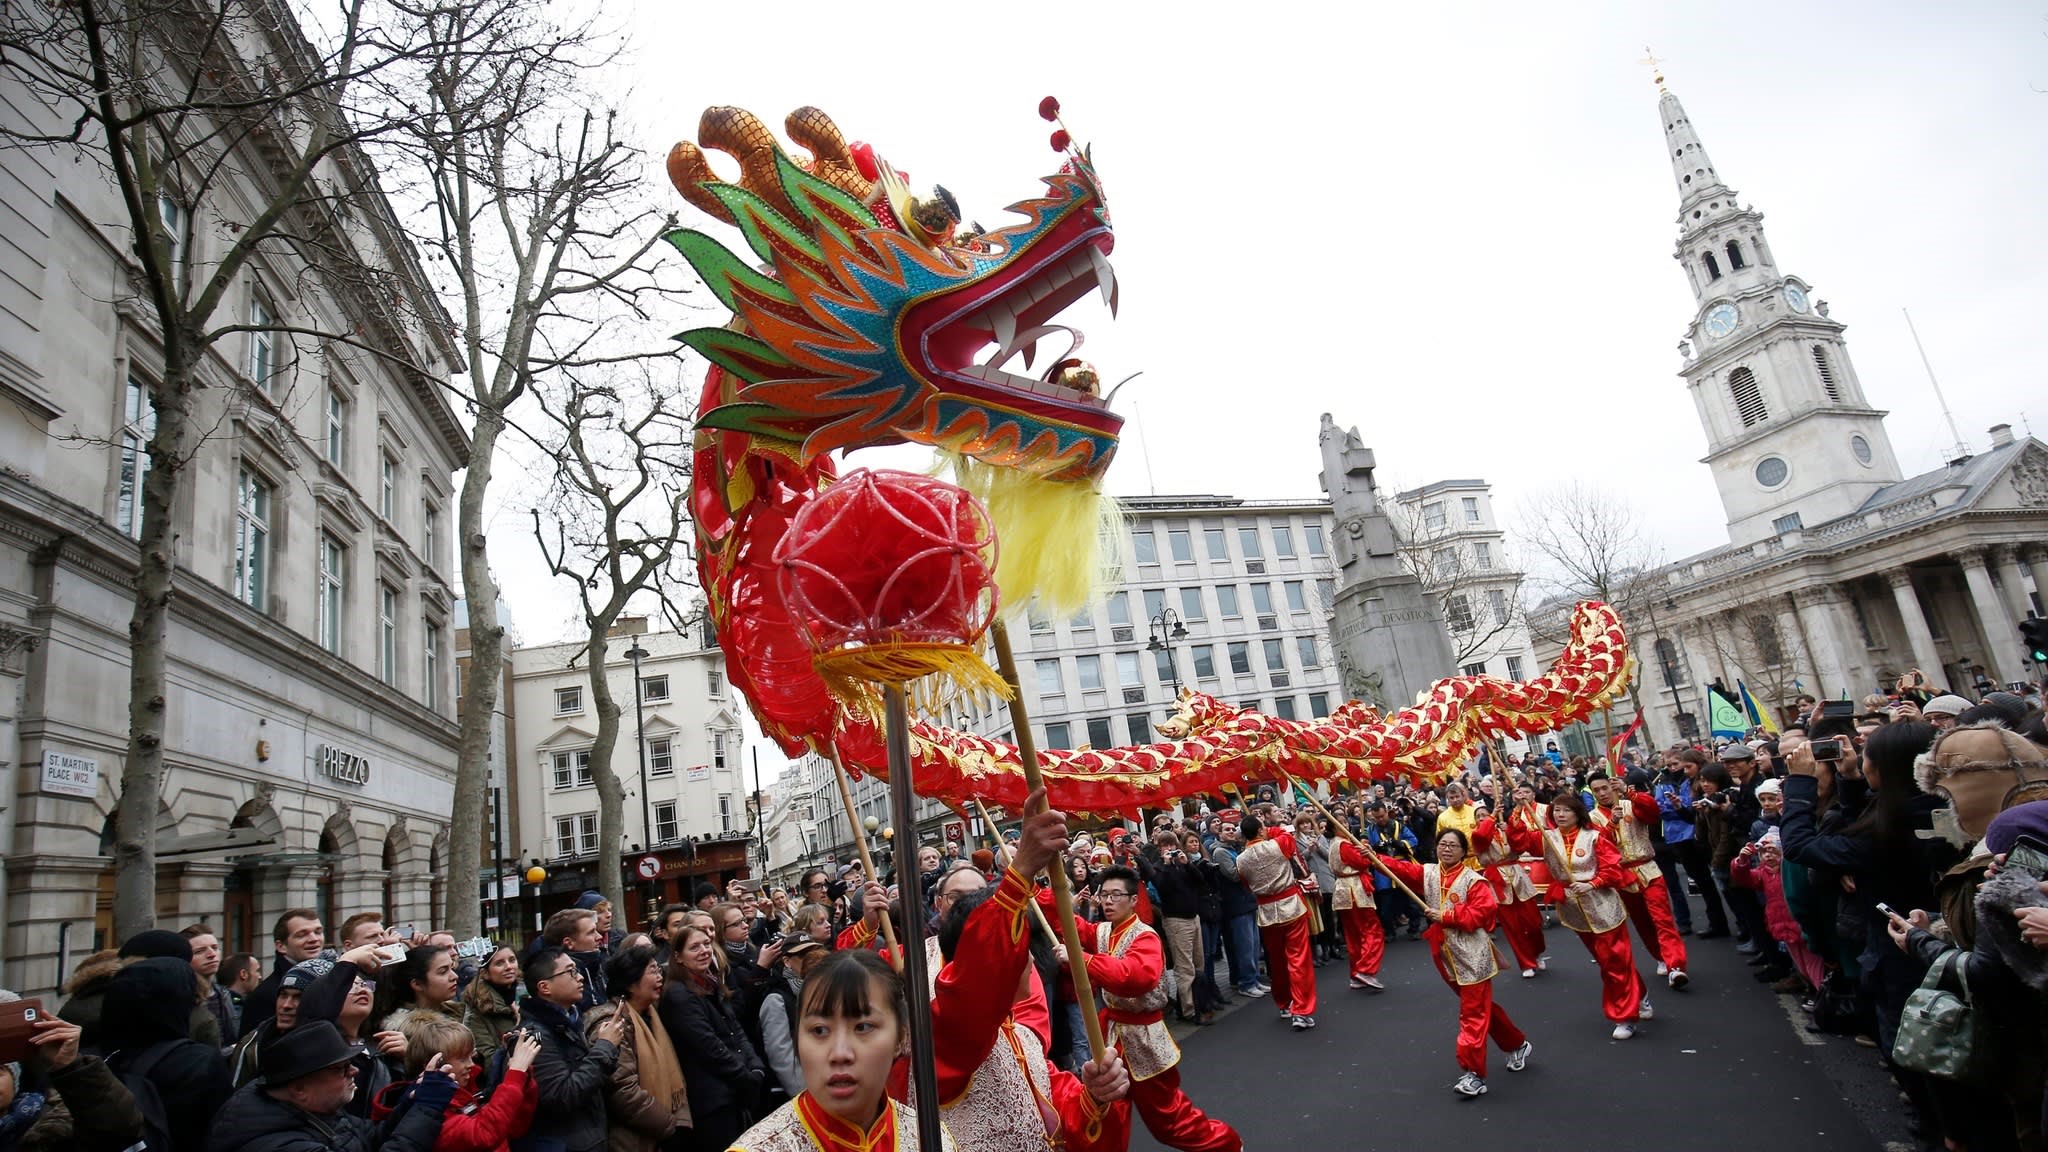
[2022,617,2048,665]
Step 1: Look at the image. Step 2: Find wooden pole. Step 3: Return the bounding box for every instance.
[882,685,943,1152]
[823,748,902,973]
[989,620,1109,1063]
[1279,770,1426,909]
[972,798,1058,940]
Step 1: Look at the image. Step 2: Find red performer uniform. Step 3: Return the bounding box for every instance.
[1591,789,1688,981]
[1237,827,1317,1021]
[1328,836,1384,985]
[906,868,1131,1152]
[1541,825,1644,1025]
[731,1092,950,1151]
[1358,844,1527,1079]
[1472,811,1545,975]
[1070,910,1241,1152]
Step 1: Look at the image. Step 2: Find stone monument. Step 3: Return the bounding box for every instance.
[1317,413,1457,710]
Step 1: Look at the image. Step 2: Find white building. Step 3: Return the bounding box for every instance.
[1536,81,2048,748]
[0,7,465,990]
[505,618,751,929]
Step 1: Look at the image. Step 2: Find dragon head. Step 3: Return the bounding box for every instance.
[666,105,1122,484]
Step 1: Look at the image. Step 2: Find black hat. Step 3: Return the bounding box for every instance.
[118,929,192,961]
[258,1020,362,1086]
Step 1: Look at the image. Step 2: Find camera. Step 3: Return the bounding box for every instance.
[1812,738,1843,763]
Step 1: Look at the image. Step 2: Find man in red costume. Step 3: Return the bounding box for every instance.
[1471,784,1548,978]
[1059,866,1240,1152]
[1589,771,1689,990]
[1235,812,1317,1029]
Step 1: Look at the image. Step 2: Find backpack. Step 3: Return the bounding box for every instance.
[109,1041,179,1152]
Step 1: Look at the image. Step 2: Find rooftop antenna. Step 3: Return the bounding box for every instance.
[1901,307,1969,462]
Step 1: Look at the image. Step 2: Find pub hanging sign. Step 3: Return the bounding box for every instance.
[317,744,371,786]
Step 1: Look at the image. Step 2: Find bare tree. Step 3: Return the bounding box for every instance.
[532,368,695,912]
[1389,499,1528,667]
[0,0,495,937]
[1685,600,1808,727]
[362,0,688,934]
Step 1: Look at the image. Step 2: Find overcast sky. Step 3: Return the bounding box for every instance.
[484,1,2048,737]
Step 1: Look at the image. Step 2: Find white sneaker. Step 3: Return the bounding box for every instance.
[1668,968,1689,990]
[1254,982,1272,994]
[1453,1071,1487,1096]
[1520,967,1536,978]
[1361,975,1384,991]
[1242,985,1267,998]
[1656,962,1669,976]
[1291,1014,1316,1030]
[1638,997,1654,1020]
[1537,956,1548,971]
[1612,1023,1636,1040]
[1505,1041,1532,1072]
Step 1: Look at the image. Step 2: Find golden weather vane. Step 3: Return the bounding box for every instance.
[1640,47,1668,92]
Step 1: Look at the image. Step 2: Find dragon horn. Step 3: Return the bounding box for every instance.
[784,106,875,204]
[668,106,803,225]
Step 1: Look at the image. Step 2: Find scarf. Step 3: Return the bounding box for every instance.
[625,1002,691,1126]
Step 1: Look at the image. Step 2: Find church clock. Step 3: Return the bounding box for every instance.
[1783,283,1809,313]
[1704,302,1739,337]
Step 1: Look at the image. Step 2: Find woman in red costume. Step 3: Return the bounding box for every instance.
[1470,783,1547,979]
[1541,792,1646,1039]
[1342,828,1531,1098]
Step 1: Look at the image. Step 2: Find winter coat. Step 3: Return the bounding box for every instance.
[372,1067,536,1152]
[462,982,520,1071]
[515,996,617,1152]
[1730,854,1800,947]
[204,981,242,1050]
[55,952,126,1050]
[16,1055,145,1152]
[96,957,233,1152]
[237,954,295,1039]
[657,973,762,1122]
[582,1002,687,1152]
[207,1076,447,1152]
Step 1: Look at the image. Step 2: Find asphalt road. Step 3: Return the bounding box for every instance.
[1134,905,1916,1151]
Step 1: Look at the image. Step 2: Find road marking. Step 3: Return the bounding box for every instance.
[1777,993,1824,1047]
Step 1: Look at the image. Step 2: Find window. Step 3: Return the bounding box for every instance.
[326,391,348,467]
[1045,722,1071,749]
[318,533,346,654]
[653,801,679,846]
[649,738,674,777]
[1308,692,1329,718]
[1028,607,1052,633]
[552,750,594,790]
[1446,593,1473,631]
[1729,366,1768,428]
[1228,642,1251,676]
[719,795,733,833]
[423,620,441,709]
[1655,637,1689,688]
[555,813,597,858]
[1115,651,1141,687]
[1305,523,1327,556]
[1851,435,1873,465]
[379,454,397,521]
[1204,527,1228,560]
[1423,502,1446,530]
[1216,585,1241,617]
[378,584,398,685]
[1179,586,1205,620]
[1237,526,1262,559]
[1751,615,1785,666]
[1262,638,1285,671]
[1250,583,1274,614]
[1473,542,1492,570]
[555,686,584,715]
[248,297,276,392]
[1153,647,1175,682]
[116,378,156,539]
[708,667,723,696]
[1239,699,1261,712]
[1275,697,1298,721]
[642,674,670,702]
[1851,596,1882,648]
[713,731,729,770]
[1168,528,1193,563]
[1143,588,1166,620]
[233,468,271,609]
[1132,530,1158,564]
[1285,581,1307,612]
[1462,662,1488,677]
[1086,717,1113,748]
[1076,654,1104,691]
[1725,239,1746,270]
[1488,588,1508,625]
[1754,456,1789,487]
[1773,512,1804,535]
[1462,496,1480,523]
[1069,605,1094,631]
[1430,549,1456,581]
[1812,345,1840,402]
[1106,591,1131,627]
[422,504,440,567]
[1127,714,1152,744]
[1272,524,1296,558]
[1506,655,1526,680]
[1703,251,1722,280]
[1036,658,1063,695]
[1191,645,1217,678]
[1316,578,1335,610]
[1296,635,1320,668]
[157,193,186,288]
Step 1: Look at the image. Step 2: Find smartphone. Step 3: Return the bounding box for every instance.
[1874,901,1899,920]
[737,878,765,894]
[1811,738,1843,762]
[375,942,409,965]
[394,923,417,940]
[1818,700,1856,720]
[0,998,43,1066]
[2006,834,2048,879]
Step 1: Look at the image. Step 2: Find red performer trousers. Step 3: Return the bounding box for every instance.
[1574,926,1644,1023]
[1130,1066,1242,1152]
[1621,878,1688,973]
[1452,981,1526,1078]
[1340,907,1383,978]
[1260,915,1317,1018]
[1497,896,1545,972]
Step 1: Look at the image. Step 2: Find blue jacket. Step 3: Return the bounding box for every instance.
[1364,821,1418,890]
[1654,777,1698,844]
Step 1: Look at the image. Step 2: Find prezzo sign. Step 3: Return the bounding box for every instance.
[317,745,371,786]
[41,750,99,798]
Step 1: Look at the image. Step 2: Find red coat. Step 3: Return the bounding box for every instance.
[373,1066,537,1152]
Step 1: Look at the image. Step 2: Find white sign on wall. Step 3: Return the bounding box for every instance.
[41,750,99,798]
[317,745,371,786]
[686,764,710,782]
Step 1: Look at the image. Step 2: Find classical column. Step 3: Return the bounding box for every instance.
[1994,545,2034,629]
[1792,585,1854,700]
[1886,569,1944,677]
[2021,544,2048,621]
[1958,549,2029,683]
[174,862,235,928]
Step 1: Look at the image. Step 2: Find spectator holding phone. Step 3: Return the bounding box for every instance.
[518,947,624,1152]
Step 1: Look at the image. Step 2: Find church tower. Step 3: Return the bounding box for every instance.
[1660,79,1903,545]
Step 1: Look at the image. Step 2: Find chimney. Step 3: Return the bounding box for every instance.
[607,615,649,639]
[1988,423,2015,448]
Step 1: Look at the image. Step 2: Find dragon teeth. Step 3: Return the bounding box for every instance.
[987,304,1017,357]
[1088,245,1116,312]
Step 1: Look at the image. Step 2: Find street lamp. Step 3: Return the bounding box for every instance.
[624,642,654,853]
[1146,608,1190,696]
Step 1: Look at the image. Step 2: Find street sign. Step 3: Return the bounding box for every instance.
[943,821,964,843]
[40,750,99,798]
[636,855,661,880]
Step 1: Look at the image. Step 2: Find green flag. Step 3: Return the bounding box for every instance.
[1709,686,1746,740]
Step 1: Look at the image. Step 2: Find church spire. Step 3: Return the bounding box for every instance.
[1660,88,1737,217]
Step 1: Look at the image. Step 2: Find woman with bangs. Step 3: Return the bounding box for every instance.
[726,949,954,1151]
